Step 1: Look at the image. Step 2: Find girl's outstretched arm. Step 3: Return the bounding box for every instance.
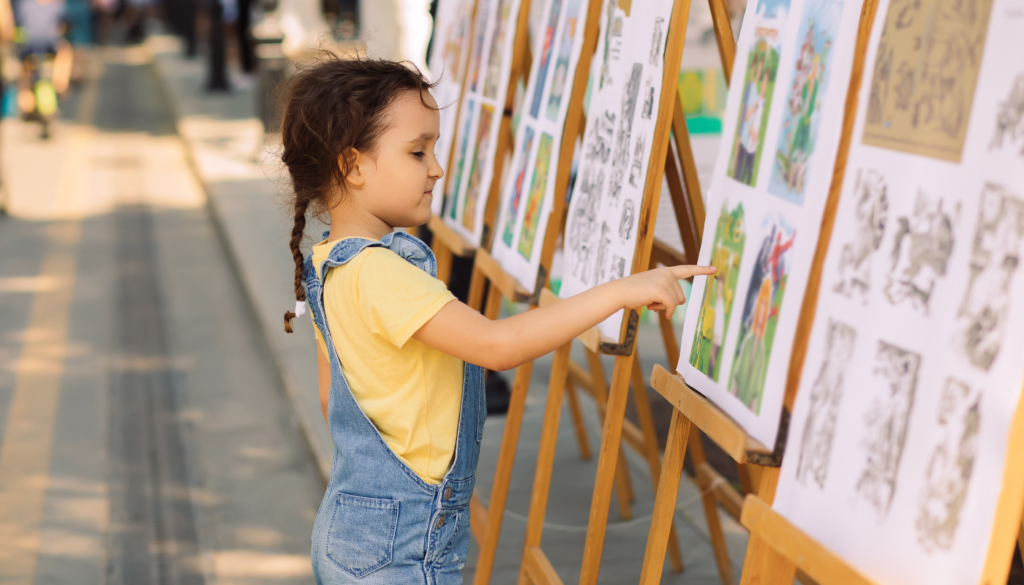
[413,264,716,371]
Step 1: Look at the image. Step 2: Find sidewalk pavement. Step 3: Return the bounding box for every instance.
[147,35,748,583]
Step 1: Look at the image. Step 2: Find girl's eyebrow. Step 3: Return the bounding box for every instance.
[409,132,438,143]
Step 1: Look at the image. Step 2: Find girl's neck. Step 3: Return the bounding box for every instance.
[326,203,395,243]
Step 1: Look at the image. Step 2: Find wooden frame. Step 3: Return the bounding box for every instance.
[638,0,882,581]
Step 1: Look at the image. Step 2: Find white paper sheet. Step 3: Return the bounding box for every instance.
[559,0,675,340]
[429,0,476,216]
[677,0,865,448]
[490,0,591,292]
[442,0,524,245]
[774,0,1024,583]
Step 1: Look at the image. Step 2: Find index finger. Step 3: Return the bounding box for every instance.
[669,264,717,281]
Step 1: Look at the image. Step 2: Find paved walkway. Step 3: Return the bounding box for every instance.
[145,35,748,584]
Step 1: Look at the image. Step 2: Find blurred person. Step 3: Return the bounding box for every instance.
[278,54,714,583]
[91,0,115,44]
[15,0,72,138]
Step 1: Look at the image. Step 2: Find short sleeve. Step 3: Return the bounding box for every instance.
[355,249,457,348]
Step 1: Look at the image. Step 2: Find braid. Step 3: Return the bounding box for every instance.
[283,197,310,333]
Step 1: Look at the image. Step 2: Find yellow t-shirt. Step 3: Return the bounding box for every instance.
[311,238,463,484]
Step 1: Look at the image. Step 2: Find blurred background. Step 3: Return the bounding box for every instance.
[0,0,859,583]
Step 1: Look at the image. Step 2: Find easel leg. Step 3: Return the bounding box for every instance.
[517,343,572,585]
[472,358,535,585]
[738,532,797,585]
[565,379,592,461]
[747,465,781,505]
[638,409,692,585]
[584,348,635,518]
[737,464,756,496]
[579,351,636,585]
[629,356,684,573]
[689,426,737,585]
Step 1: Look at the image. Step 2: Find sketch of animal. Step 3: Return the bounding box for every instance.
[596,222,612,285]
[956,184,1024,371]
[856,341,921,518]
[642,78,654,120]
[628,132,647,187]
[795,320,857,489]
[989,74,1024,156]
[569,167,604,284]
[916,378,982,552]
[618,198,635,242]
[883,191,958,313]
[649,17,665,67]
[835,169,889,301]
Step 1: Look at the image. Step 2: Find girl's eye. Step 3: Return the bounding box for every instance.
[413,152,425,159]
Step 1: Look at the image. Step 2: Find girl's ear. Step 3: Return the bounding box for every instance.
[340,148,366,189]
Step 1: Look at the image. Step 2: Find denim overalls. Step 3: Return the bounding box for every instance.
[304,231,485,585]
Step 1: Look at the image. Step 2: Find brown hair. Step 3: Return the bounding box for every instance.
[279,53,437,333]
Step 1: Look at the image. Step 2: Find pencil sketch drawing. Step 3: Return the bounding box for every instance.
[648,16,664,67]
[795,320,856,489]
[883,191,958,314]
[610,254,626,280]
[855,341,920,519]
[587,110,616,163]
[863,0,993,161]
[609,63,643,201]
[834,169,888,302]
[916,378,982,552]
[955,183,1024,371]
[596,221,612,284]
[641,77,654,120]
[619,198,635,243]
[568,166,603,286]
[598,0,624,90]
[989,74,1024,157]
[628,132,646,187]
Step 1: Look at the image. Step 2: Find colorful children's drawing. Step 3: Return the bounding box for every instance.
[728,214,796,413]
[768,0,841,204]
[463,104,496,230]
[501,126,537,246]
[727,0,790,187]
[529,0,564,119]
[518,133,554,258]
[483,0,515,98]
[467,0,491,93]
[545,0,583,120]
[690,202,746,380]
[447,100,476,220]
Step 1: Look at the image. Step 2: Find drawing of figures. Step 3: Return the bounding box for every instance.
[609,63,643,201]
[568,166,603,285]
[596,222,612,284]
[462,104,496,230]
[727,0,790,187]
[518,133,554,259]
[467,0,491,92]
[727,215,796,413]
[618,199,635,242]
[545,0,584,120]
[856,341,921,518]
[883,191,958,314]
[611,255,626,280]
[956,184,1024,371]
[863,0,994,162]
[641,78,654,120]
[989,74,1024,157]
[597,0,624,91]
[501,126,537,246]
[586,110,616,163]
[529,0,564,118]
[916,378,982,552]
[689,202,746,381]
[834,169,888,302]
[795,320,856,489]
[446,100,477,220]
[768,0,841,205]
[648,17,665,67]
[628,132,646,187]
[483,0,515,98]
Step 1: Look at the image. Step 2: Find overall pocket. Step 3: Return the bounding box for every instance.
[325,492,400,578]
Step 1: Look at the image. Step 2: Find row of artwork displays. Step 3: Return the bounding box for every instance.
[490,0,591,289]
[679,0,865,448]
[772,0,1024,582]
[442,0,524,243]
[558,0,677,340]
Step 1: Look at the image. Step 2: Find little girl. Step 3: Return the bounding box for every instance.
[279,54,714,584]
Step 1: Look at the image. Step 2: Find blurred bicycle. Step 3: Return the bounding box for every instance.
[14,0,72,139]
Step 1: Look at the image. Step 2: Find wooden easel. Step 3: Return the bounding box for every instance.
[638,0,881,582]
[512,1,706,583]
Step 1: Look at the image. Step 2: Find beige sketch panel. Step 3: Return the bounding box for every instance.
[862,0,994,162]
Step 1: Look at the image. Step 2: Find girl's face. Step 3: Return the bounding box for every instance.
[347,90,444,230]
